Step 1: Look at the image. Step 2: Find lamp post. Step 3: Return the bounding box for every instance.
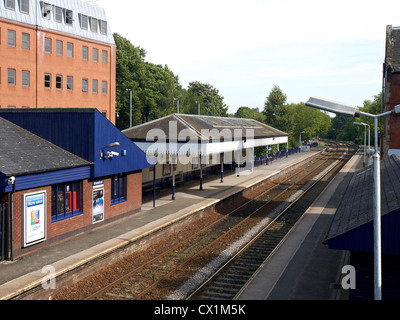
[306,96,400,300]
[174,98,179,114]
[126,89,132,128]
[354,122,367,167]
[299,131,305,151]
[195,101,200,115]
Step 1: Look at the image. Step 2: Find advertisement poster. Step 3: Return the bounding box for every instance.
[24,191,46,247]
[92,188,104,224]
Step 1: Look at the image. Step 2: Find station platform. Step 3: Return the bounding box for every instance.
[0,148,346,300]
[235,151,363,300]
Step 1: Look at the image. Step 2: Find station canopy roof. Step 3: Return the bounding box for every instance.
[123,114,288,156]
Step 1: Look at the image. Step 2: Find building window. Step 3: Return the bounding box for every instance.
[44,73,51,88]
[91,17,98,33]
[65,9,73,25]
[52,182,82,222]
[22,70,29,87]
[45,38,52,53]
[22,33,30,49]
[5,0,15,10]
[92,79,98,93]
[20,0,29,14]
[81,14,88,30]
[56,40,63,55]
[67,42,73,57]
[7,69,16,85]
[7,30,16,47]
[67,76,73,90]
[42,2,51,19]
[111,174,126,205]
[82,46,88,61]
[102,81,107,94]
[55,6,63,23]
[82,78,88,92]
[56,75,62,89]
[102,50,107,64]
[100,20,107,35]
[93,48,98,63]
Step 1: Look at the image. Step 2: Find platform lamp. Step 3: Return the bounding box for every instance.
[306,96,400,300]
[195,101,200,115]
[100,142,120,159]
[354,121,370,168]
[126,89,132,128]
[174,98,180,114]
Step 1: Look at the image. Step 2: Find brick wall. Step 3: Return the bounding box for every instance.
[0,20,116,124]
[383,73,400,157]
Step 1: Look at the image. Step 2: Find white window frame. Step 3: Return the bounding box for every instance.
[100,20,107,35]
[22,70,30,87]
[20,0,29,14]
[67,42,73,57]
[7,30,16,47]
[67,76,73,91]
[44,73,51,88]
[82,46,88,61]
[55,6,63,23]
[91,17,98,33]
[82,78,88,92]
[81,15,88,30]
[44,38,52,53]
[8,69,16,85]
[22,33,30,50]
[56,75,62,90]
[65,9,73,25]
[56,40,63,56]
[5,0,15,10]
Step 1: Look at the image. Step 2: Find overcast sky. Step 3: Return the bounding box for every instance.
[97,0,399,114]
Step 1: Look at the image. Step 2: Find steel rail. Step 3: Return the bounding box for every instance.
[186,145,349,300]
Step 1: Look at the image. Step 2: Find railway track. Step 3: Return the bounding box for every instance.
[189,145,352,300]
[59,142,354,301]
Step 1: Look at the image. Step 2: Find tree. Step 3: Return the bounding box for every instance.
[263,85,288,131]
[235,106,266,122]
[187,81,228,117]
[114,33,184,130]
[286,103,331,146]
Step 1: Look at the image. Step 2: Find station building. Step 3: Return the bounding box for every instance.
[0,109,151,260]
[0,0,116,124]
[124,113,290,202]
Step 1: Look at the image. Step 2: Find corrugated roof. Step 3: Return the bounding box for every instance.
[0,0,114,45]
[325,154,400,242]
[0,117,91,177]
[123,114,288,141]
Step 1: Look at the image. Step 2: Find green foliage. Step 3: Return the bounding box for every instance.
[263,85,288,130]
[327,93,382,144]
[262,86,331,148]
[186,81,228,117]
[114,31,381,147]
[235,106,266,122]
[114,34,228,130]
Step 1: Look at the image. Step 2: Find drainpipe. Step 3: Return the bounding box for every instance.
[9,177,16,261]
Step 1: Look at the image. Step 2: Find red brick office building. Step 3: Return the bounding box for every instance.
[0,0,116,124]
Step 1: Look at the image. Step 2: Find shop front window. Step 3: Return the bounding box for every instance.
[111,174,126,205]
[52,181,82,222]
